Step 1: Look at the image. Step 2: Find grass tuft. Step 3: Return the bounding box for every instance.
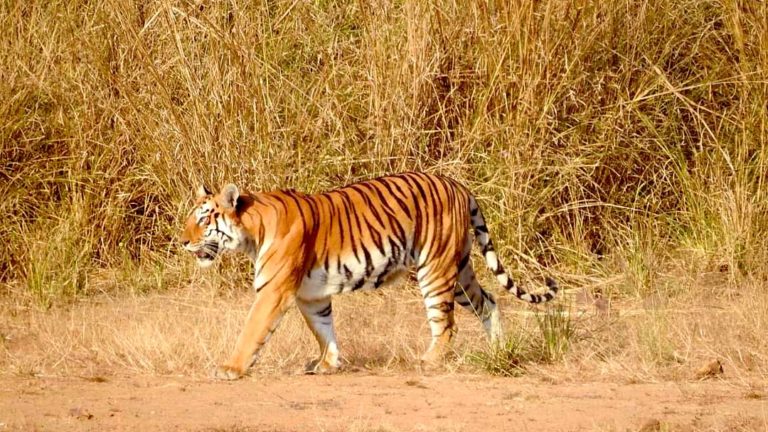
[465,335,529,378]
[466,304,576,376]
[535,304,576,362]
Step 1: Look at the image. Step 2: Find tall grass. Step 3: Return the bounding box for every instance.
[1,0,766,305]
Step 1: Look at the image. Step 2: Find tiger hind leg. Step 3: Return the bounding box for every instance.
[296,296,341,374]
[456,239,503,344]
[417,263,458,366]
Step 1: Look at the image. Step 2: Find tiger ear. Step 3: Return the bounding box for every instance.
[196,185,212,199]
[220,184,239,210]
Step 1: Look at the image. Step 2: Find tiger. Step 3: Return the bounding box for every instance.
[179,172,558,380]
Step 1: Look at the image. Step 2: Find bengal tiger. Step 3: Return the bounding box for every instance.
[179,172,558,380]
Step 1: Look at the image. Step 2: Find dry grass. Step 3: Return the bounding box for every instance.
[1,0,767,382]
[2,270,766,382]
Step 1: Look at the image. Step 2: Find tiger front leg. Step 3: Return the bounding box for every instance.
[213,289,294,380]
[296,297,341,374]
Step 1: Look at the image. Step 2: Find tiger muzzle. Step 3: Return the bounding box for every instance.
[195,243,219,260]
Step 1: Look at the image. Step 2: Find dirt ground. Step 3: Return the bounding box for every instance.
[1,372,766,432]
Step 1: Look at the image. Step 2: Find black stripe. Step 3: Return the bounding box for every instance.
[458,253,470,272]
[402,174,427,232]
[253,272,277,293]
[364,214,386,257]
[362,246,374,277]
[304,195,321,233]
[361,183,400,216]
[348,185,387,257]
[426,283,455,298]
[261,195,282,215]
[419,269,442,291]
[441,176,458,215]
[252,194,267,206]
[373,258,394,288]
[352,276,367,291]
[274,194,289,213]
[349,185,385,226]
[284,193,309,234]
[421,175,444,266]
[360,185,408,248]
[316,303,333,317]
[428,301,454,313]
[338,190,362,264]
[392,238,402,262]
[257,247,280,276]
[335,196,347,256]
[371,178,412,219]
[546,277,559,291]
[414,176,439,267]
[313,199,329,261]
[387,211,408,249]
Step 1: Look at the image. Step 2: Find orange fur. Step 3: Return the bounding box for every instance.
[180,172,557,379]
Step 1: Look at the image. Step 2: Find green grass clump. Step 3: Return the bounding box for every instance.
[467,305,576,376]
[465,335,529,378]
[536,305,576,362]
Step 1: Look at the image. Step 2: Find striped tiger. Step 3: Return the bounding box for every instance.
[179,172,558,380]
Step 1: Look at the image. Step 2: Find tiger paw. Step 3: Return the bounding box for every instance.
[419,350,448,371]
[304,358,340,375]
[419,358,445,372]
[212,364,243,380]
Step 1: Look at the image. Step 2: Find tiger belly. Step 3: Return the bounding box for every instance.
[297,251,408,301]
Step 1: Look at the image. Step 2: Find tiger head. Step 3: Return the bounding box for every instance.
[180,184,245,268]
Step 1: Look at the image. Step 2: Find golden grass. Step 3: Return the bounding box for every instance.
[2,269,766,383]
[1,0,767,382]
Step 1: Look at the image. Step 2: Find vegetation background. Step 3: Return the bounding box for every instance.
[1,0,766,381]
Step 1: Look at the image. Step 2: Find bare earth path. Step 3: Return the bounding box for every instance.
[1,373,765,431]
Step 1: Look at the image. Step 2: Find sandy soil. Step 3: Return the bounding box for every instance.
[1,372,766,432]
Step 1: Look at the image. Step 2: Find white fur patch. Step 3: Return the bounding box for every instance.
[416,266,430,281]
[197,258,215,269]
[486,251,499,270]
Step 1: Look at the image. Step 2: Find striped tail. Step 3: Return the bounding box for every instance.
[468,196,558,304]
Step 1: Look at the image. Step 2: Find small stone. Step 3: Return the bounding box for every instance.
[68,407,93,420]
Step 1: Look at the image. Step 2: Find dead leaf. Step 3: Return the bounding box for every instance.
[695,359,724,380]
